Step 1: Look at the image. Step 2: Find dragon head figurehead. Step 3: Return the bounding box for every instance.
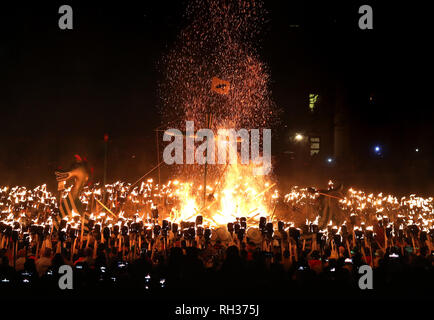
[55,154,90,199]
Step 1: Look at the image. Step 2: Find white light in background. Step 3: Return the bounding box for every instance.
[294,133,304,141]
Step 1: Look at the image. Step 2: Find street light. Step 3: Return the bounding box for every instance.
[373,145,382,155]
[294,133,304,142]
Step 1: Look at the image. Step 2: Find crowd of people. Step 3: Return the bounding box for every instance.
[1,226,433,300]
[1,177,433,300]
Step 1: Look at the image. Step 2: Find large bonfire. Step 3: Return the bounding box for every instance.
[158,0,280,225]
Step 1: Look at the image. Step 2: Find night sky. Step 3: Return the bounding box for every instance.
[0,1,432,194]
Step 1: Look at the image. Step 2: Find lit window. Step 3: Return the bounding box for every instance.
[309,94,319,112]
[310,137,320,156]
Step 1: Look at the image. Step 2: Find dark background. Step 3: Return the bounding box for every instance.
[0,1,432,195]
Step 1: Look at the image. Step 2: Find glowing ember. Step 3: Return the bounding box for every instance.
[160,0,279,132]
